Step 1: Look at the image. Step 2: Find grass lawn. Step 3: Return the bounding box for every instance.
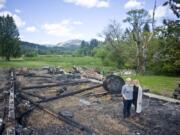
[123,75,180,97]
[0,55,112,69]
[0,55,179,97]
[0,55,117,74]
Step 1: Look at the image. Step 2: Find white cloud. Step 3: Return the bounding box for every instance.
[42,23,72,37]
[64,0,109,8]
[26,26,37,32]
[149,6,169,18]
[42,19,83,38]
[0,0,6,9]
[15,9,21,13]
[124,0,143,9]
[0,11,25,27]
[72,21,83,25]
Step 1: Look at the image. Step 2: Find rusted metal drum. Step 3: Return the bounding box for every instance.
[103,75,125,94]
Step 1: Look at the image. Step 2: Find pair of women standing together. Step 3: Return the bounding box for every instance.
[121,78,143,118]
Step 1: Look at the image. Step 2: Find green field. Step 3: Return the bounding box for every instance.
[0,55,179,97]
[122,75,180,97]
[0,55,103,68]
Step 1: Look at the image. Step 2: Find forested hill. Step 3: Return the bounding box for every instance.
[20,40,82,55]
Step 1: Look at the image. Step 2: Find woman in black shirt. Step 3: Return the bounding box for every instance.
[132,80,143,113]
[133,84,138,111]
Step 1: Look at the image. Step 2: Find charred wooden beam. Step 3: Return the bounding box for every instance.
[21,91,46,100]
[0,93,8,134]
[94,92,109,97]
[18,84,102,119]
[24,74,52,78]
[20,94,98,135]
[6,69,16,135]
[22,79,91,90]
[17,105,36,126]
[0,118,4,134]
[38,84,102,103]
[22,83,60,90]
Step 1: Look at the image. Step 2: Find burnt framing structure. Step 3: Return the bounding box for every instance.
[1,68,126,135]
[2,69,107,135]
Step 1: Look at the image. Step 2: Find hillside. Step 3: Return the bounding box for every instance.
[20,40,82,54]
[56,39,82,47]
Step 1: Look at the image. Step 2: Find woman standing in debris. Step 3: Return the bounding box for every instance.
[133,79,143,114]
[121,78,134,118]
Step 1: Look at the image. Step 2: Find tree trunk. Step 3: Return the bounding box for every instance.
[6,55,10,61]
[136,42,146,74]
[137,54,146,74]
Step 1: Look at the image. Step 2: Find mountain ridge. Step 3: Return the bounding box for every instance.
[56,39,82,47]
[20,39,83,54]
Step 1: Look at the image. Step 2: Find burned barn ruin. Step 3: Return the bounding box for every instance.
[0,67,179,135]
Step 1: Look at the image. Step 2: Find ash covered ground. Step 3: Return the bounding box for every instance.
[0,68,179,135]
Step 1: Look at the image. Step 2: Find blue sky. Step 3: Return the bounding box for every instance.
[0,0,176,45]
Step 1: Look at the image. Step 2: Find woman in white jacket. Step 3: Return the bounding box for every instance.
[133,80,143,113]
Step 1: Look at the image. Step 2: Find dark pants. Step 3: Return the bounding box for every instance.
[123,99,132,118]
[132,99,137,111]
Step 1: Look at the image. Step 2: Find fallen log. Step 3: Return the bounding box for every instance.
[22,79,91,90]
[20,94,98,135]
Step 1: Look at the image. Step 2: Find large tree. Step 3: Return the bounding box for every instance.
[89,39,98,56]
[147,20,180,75]
[78,40,90,56]
[0,15,20,61]
[123,9,153,74]
[78,39,99,56]
[100,20,136,68]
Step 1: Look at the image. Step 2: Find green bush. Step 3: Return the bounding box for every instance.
[25,51,38,57]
